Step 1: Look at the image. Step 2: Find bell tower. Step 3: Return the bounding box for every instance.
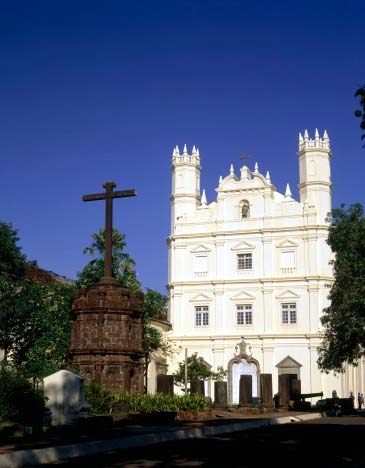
[298,129,332,223]
[171,144,201,232]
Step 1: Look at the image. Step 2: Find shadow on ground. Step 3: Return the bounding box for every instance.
[54,417,365,467]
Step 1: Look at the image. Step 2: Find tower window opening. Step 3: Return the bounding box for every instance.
[241,200,250,218]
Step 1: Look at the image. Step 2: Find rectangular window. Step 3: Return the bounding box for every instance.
[237,253,252,270]
[281,303,297,324]
[237,304,253,325]
[195,306,209,326]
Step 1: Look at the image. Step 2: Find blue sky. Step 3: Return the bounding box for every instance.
[1,0,364,293]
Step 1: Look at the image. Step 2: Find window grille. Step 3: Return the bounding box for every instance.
[237,253,252,270]
[195,306,209,326]
[281,303,297,324]
[237,304,253,325]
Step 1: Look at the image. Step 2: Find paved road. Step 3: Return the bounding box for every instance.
[56,417,365,467]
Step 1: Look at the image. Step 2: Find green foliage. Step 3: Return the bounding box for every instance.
[0,279,74,379]
[141,289,169,373]
[0,221,27,279]
[0,277,30,363]
[143,325,164,355]
[115,393,209,413]
[142,289,168,321]
[77,228,141,293]
[86,389,209,416]
[212,366,227,382]
[84,380,115,415]
[19,284,75,380]
[84,380,210,415]
[173,353,226,386]
[0,366,45,426]
[318,204,365,372]
[354,84,365,145]
[0,219,74,378]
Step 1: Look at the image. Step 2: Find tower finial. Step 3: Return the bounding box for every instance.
[183,144,188,155]
[304,129,309,140]
[230,164,234,176]
[265,171,271,183]
[285,183,292,198]
[201,189,207,206]
[299,132,303,143]
[315,128,319,140]
[254,162,259,173]
[219,175,223,184]
[192,145,197,155]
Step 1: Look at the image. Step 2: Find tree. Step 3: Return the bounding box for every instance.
[173,353,226,387]
[142,288,168,321]
[140,289,169,393]
[318,204,365,373]
[0,277,31,363]
[17,283,74,380]
[0,221,30,362]
[77,228,141,293]
[355,84,365,146]
[0,219,74,379]
[0,221,27,279]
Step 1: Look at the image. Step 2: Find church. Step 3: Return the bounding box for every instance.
[167,130,349,403]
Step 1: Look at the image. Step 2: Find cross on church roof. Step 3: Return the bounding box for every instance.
[240,154,251,166]
[82,182,136,285]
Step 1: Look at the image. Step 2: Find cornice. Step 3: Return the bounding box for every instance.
[169,333,323,341]
[298,181,332,190]
[168,276,333,287]
[169,224,330,241]
[170,193,201,200]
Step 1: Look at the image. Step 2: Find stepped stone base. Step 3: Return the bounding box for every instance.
[69,282,144,393]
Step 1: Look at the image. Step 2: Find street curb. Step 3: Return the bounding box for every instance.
[0,413,321,467]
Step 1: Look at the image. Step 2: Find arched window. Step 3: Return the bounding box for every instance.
[241,200,250,218]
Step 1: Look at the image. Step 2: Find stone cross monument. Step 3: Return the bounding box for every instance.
[82,182,136,284]
[69,182,144,393]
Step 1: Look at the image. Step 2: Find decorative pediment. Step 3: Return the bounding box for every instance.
[190,244,211,253]
[275,289,300,299]
[276,355,302,368]
[231,240,255,251]
[189,293,213,303]
[201,358,212,369]
[230,290,256,301]
[220,174,240,186]
[276,239,299,248]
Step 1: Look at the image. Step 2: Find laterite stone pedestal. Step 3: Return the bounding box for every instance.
[69,282,144,393]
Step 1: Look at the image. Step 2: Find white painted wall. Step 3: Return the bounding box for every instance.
[167,132,346,402]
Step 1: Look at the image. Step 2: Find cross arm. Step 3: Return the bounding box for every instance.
[83,193,106,202]
[111,189,137,199]
[82,189,137,202]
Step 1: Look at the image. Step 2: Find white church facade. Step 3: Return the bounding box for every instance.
[167,130,347,403]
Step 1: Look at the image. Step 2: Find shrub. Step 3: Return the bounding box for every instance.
[83,380,211,415]
[0,366,45,426]
[84,380,115,415]
[114,392,210,413]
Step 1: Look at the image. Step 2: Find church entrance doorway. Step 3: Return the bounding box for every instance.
[231,358,258,404]
[276,355,302,380]
[227,338,260,404]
